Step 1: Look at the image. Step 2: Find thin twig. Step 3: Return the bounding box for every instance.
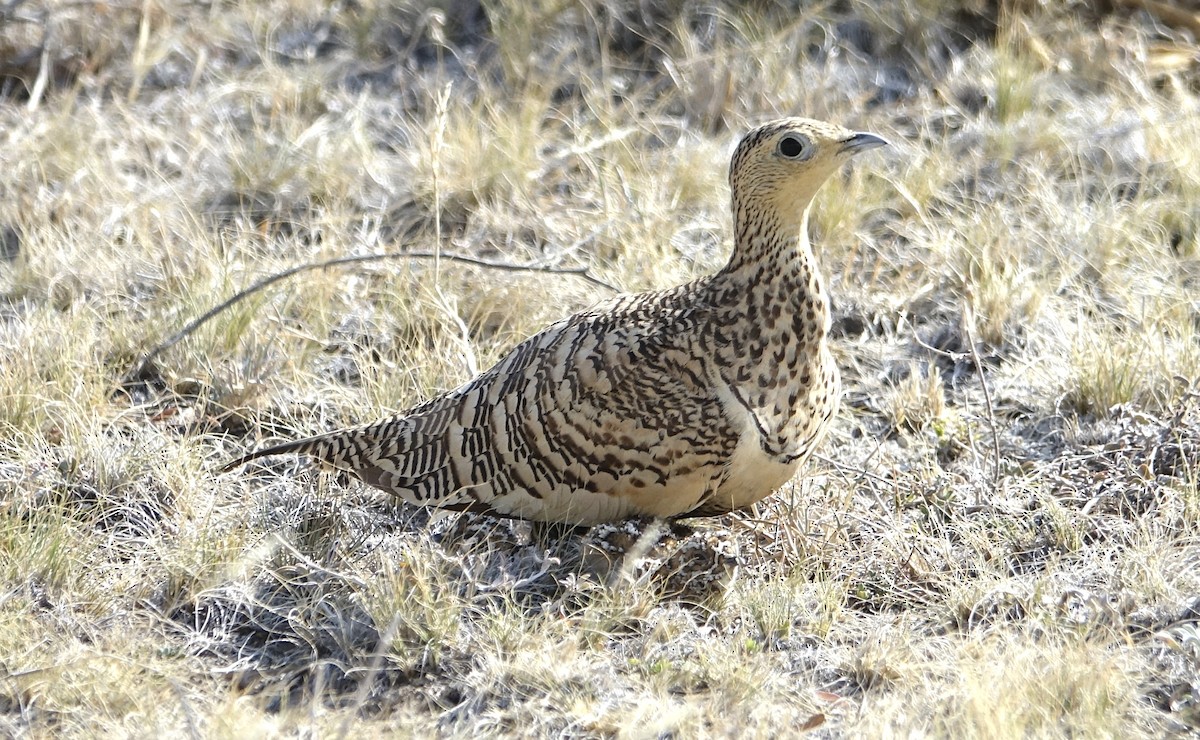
[962,304,1003,498]
[911,327,987,475]
[814,452,892,487]
[431,83,451,284]
[910,310,1003,499]
[337,612,402,740]
[272,534,369,589]
[910,331,965,362]
[169,678,203,740]
[126,251,619,382]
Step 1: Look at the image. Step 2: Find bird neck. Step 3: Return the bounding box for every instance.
[712,199,831,350]
[721,199,819,286]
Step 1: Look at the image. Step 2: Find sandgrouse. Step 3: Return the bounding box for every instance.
[224,118,887,525]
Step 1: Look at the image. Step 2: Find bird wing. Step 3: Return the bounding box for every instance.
[226,284,739,524]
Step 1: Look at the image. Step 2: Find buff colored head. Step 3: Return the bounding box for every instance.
[729,117,888,227]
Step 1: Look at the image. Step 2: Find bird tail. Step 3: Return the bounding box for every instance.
[220,432,341,473]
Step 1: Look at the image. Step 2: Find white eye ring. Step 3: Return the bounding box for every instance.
[778,134,812,160]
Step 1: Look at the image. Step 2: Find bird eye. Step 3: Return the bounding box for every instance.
[778,134,808,159]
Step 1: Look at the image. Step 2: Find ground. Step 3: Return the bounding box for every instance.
[1,0,1199,737]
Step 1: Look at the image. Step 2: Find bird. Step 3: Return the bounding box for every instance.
[223,117,888,526]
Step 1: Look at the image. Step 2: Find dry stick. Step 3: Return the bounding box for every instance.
[431,83,451,285]
[962,304,1003,499]
[168,678,203,740]
[337,612,402,740]
[908,311,1003,503]
[1113,0,1200,35]
[127,251,619,382]
[910,330,984,481]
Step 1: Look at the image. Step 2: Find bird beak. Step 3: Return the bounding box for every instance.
[840,132,889,155]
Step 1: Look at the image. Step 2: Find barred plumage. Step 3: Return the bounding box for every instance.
[223,118,887,525]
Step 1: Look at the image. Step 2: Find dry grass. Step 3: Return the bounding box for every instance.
[2,0,1200,736]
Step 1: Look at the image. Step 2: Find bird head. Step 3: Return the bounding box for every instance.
[729,117,888,232]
